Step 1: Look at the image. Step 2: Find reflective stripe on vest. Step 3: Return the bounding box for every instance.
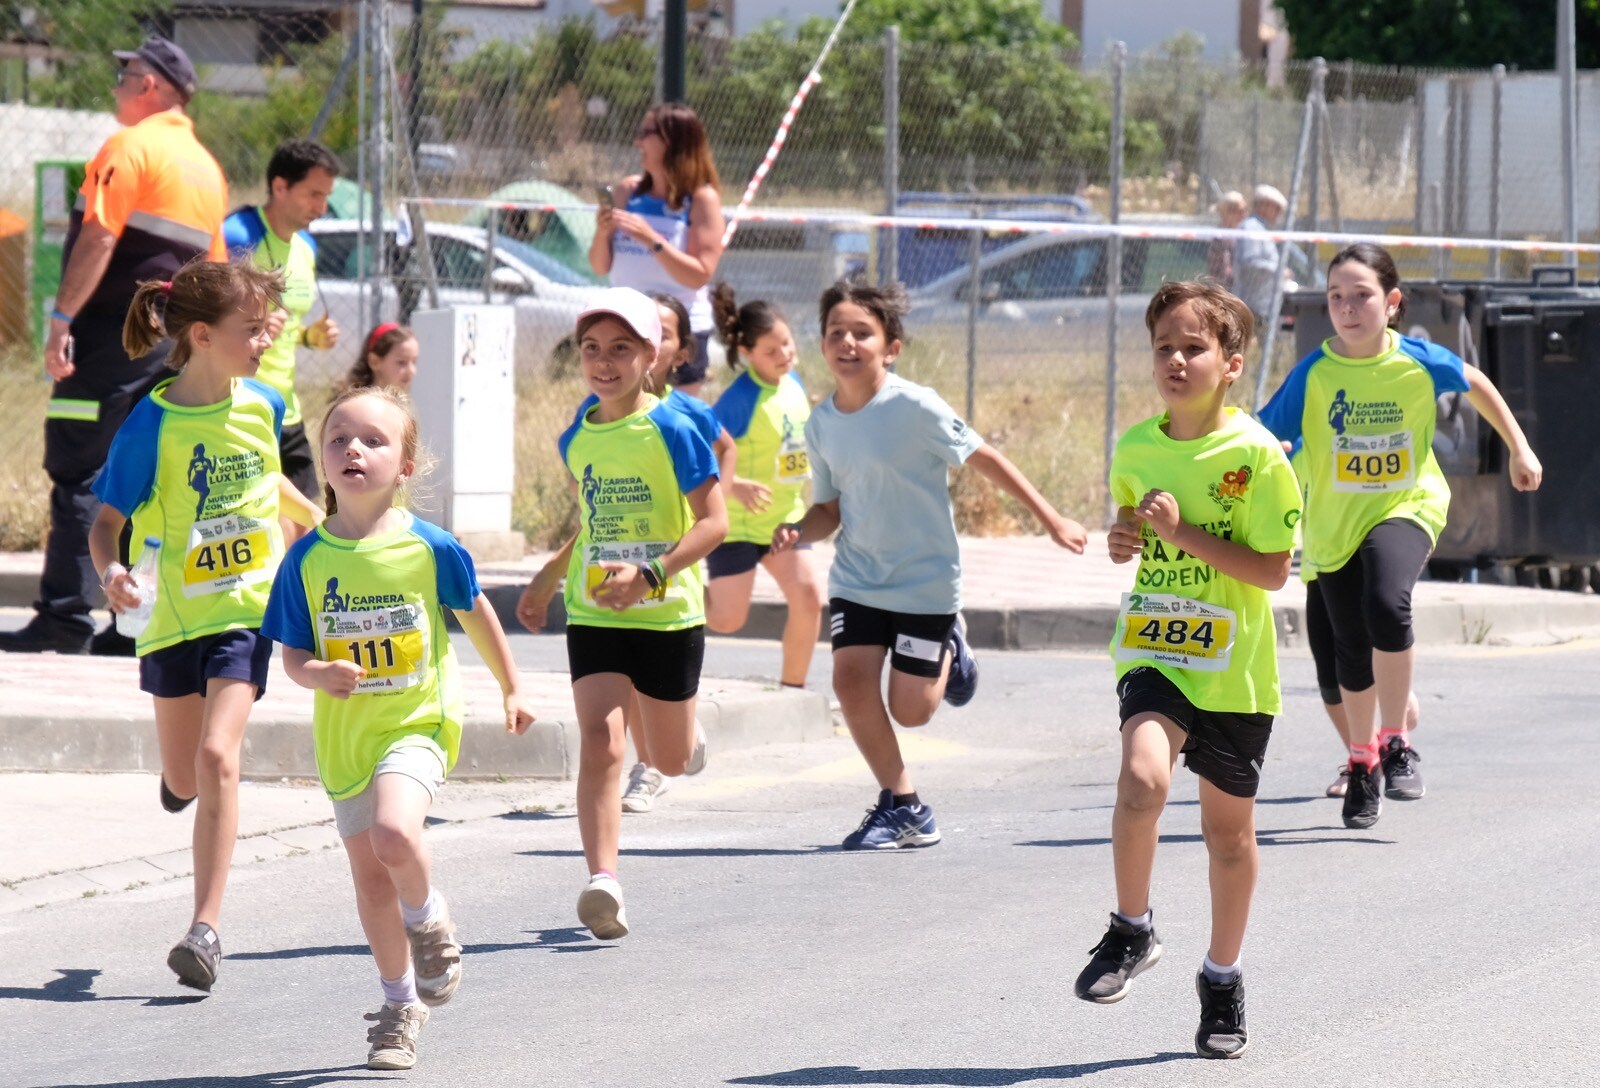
[46,398,100,422]
[124,210,213,251]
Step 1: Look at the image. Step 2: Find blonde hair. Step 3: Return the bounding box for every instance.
[124,258,284,371]
[317,385,430,516]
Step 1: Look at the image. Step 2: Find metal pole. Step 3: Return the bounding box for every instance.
[311,31,360,141]
[1251,57,1323,412]
[663,0,688,104]
[1307,82,1322,231]
[355,0,368,326]
[882,25,899,286]
[408,0,424,155]
[1558,0,1578,267]
[964,153,980,426]
[1250,98,1260,192]
[1103,41,1126,524]
[1412,73,1425,233]
[370,0,387,331]
[1196,91,1210,214]
[1319,93,1343,232]
[1490,63,1504,279]
[1429,182,1446,280]
[484,213,496,303]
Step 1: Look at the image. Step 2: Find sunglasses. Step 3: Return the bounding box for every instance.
[115,67,151,89]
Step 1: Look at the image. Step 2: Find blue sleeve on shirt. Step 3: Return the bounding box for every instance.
[668,388,724,448]
[260,535,317,652]
[223,206,264,259]
[651,403,718,495]
[242,378,286,439]
[1257,347,1323,446]
[411,518,481,612]
[92,397,164,516]
[711,373,762,440]
[556,409,585,470]
[1399,335,1471,396]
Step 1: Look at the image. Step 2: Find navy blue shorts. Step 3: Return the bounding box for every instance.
[139,628,272,701]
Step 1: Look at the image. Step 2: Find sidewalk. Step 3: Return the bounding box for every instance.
[6,536,1600,652]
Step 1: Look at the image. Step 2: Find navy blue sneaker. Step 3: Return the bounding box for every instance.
[942,616,978,707]
[841,790,942,850]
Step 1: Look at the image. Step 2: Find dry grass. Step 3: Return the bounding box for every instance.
[0,348,50,552]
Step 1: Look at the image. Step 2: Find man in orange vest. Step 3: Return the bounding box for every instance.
[0,36,228,655]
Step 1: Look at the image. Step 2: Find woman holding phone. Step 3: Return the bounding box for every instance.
[589,103,727,399]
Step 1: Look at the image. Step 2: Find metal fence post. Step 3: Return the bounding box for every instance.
[370,0,387,332]
[356,0,368,327]
[1558,0,1578,268]
[964,153,980,426]
[1490,63,1504,279]
[1103,41,1126,524]
[882,25,899,286]
[1250,98,1260,193]
[1251,57,1323,412]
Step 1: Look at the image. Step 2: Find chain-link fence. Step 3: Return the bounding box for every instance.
[3,2,1597,548]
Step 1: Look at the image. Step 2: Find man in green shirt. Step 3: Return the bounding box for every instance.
[224,138,342,519]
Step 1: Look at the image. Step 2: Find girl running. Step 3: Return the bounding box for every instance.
[90,259,321,991]
[516,292,734,815]
[706,283,826,691]
[554,287,727,936]
[262,385,534,1070]
[341,322,419,394]
[1260,243,1541,828]
[772,282,1087,849]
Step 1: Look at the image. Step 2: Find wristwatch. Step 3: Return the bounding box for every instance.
[652,240,665,253]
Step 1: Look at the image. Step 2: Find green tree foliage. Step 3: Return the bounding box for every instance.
[1278,0,1600,69]
[20,0,171,109]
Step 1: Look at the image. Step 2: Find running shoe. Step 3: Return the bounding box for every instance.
[577,874,629,940]
[621,763,668,813]
[1325,763,1350,798]
[1342,761,1383,829]
[1381,737,1425,800]
[840,790,942,850]
[365,1001,428,1070]
[405,895,462,1007]
[1073,913,1163,1003]
[685,720,709,776]
[1194,970,1249,1058]
[942,616,978,707]
[167,922,222,992]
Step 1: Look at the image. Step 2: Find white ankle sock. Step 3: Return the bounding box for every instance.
[1202,955,1241,983]
[1115,909,1153,931]
[400,889,440,929]
[381,969,418,1006]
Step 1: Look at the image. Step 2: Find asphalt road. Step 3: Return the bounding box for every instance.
[4,633,1598,1087]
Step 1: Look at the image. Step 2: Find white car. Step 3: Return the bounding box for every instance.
[302,219,600,382]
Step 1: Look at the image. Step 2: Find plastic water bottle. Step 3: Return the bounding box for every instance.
[116,537,163,638]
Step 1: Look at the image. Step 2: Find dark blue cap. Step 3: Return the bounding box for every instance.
[113,36,198,103]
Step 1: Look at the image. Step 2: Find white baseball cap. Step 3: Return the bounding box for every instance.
[578,287,662,349]
[1253,184,1288,209]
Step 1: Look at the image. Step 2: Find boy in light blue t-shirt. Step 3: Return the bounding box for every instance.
[772,281,1088,850]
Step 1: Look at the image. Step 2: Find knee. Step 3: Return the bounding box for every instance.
[579,721,625,763]
[831,661,878,703]
[1117,766,1169,815]
[1202,820,1256,864]
[1363,592,1413,652]
[194,740,239,785]
[368,819,421,870]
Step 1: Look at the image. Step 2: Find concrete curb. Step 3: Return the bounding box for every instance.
[0,685,831,780]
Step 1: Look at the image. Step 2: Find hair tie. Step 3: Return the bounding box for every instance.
[367,322,401,354]
[159,281,173,296]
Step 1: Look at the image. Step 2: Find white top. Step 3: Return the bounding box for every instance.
[608,188,712,333]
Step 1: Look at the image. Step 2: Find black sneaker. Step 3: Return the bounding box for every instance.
[941,616,978,708]
[1381,737,1425,800]
[1194,969,1249,1058]
[159,777,195,814]
[1073,913,1163,1003]
[168,922,222,991]
[89,624,137,657]
[0,615,91,655]
[1342,761,1383,829]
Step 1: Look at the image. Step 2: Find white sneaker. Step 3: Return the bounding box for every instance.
[1326,763,1351,798]
[577,874,629,940]
[621,762,668,813]
[684,720,708,776]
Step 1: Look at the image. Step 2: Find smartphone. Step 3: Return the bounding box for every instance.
[596,185,615,212]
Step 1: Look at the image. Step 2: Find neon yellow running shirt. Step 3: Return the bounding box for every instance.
[94,377,286,654]
[1109,408,1302,716]
[260,513,480,800]
[713,370,811,545]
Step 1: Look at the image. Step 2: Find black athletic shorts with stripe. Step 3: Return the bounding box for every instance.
[1116,666,1274,798]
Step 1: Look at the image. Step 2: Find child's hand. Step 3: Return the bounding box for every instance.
[591,562,649,611]
[316,659,367,699]
[516,569,562,632]
[1046,514,1088,554]
[504,690,536,735]
[101,564,142,613]
[1134,489,1182,540]
[731,478,772,513]
[1510,447,1543,491]
[1107,517,1145,564]
[771,523,802,554]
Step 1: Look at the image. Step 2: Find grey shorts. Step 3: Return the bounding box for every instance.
[330,739,447,839]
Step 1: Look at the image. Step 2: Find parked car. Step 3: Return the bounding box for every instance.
[905,232,1212,352]
[717,210,870,317]
[893,192,1099,288]
[301,219,600,381]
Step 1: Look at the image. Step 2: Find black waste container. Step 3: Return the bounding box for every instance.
[1280,268,1600,568]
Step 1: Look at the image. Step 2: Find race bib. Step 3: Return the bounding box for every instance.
[775,436,811,484]
[183,514,273,597]
[1115,592,1236,672]
[319,603,427,693]
[584,540,673,609]
[1332,431,1415,493]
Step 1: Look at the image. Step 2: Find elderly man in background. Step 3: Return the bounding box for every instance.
[1233,184,1311,338]
[0,36,227,656]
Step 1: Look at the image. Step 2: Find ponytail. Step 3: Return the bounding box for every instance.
[710,281,786,372]
[122,280,171,361]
